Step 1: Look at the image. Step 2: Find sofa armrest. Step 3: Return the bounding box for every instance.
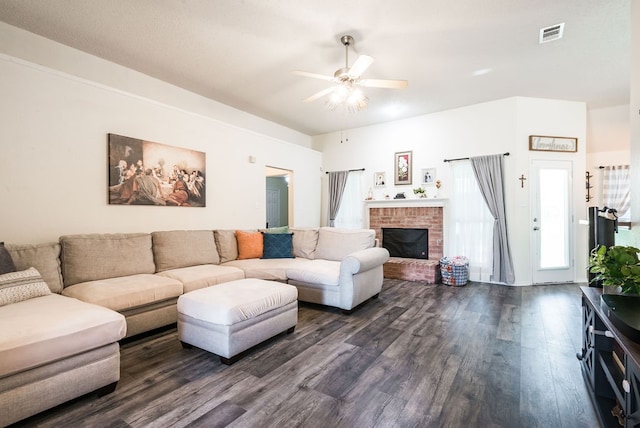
[337,247,389,311]
[340,247,390,276]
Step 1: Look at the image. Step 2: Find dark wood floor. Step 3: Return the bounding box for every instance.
[14,280,599,428]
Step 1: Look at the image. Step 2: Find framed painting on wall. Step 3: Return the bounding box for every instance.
[394,151,412,185]
[108,133,206,207]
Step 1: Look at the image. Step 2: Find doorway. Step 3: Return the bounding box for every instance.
[265,166,293,228]
[531,160,574,283]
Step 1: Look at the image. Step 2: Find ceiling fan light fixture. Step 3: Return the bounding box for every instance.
[326,84,368,112]
[295,34,405,112]
[347,88,366,105]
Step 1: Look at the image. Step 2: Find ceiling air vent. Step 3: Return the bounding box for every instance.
[539,23,564,43]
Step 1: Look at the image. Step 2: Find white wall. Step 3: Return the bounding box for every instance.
[585,105,631,208]
[0,25,321,244]
[631,1,640,225]
[314,97,587,285]
[588,105,631,154]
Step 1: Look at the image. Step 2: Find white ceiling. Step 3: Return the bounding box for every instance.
[0,0,631,136]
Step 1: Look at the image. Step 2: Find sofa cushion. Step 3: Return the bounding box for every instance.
[0,267,51,307]
[223,258,310,281]
[314,228,375,261]
[61,274,182,312]
[157,264,245,293]
[60,233,156,286]
[290,227,319,259]
[262,233,294,259]
[0,293,126,378]
[214,230,239,263]
[0,242,16,275]
[286,259,341,286]
[152,230,220,272]
[236,230,263,260]
[6,242,64,293]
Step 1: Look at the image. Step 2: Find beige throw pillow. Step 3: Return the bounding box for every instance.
[214,230,239,263]
[290,227,319,259]
[0,267,51,306]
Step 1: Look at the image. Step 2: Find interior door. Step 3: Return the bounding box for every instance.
[266,188,281,228]
[531,160,574,284]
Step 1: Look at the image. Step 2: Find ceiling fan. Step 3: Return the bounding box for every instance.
[293,35,408,111]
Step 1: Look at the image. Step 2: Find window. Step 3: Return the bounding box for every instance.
[449,161,494,281]
[602,165,631,225]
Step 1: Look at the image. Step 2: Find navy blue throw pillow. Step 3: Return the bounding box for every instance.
[0,242,17,275]
[261,233,294,259]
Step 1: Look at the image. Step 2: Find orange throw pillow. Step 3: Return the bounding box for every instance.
[235,230,263,260]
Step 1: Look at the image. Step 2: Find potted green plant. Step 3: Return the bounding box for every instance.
[588,245,640,294]
[413,187,426,198]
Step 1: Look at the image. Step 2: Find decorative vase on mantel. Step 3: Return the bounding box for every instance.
[433,179,441,199]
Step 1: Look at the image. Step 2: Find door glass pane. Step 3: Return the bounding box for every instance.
[539,168,569,269]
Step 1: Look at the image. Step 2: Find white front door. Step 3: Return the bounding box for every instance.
[531,160,574,284]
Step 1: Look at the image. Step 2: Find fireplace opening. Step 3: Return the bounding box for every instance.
[382,228,428,259]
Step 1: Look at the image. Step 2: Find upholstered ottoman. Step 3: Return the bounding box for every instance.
[177,278,298,364]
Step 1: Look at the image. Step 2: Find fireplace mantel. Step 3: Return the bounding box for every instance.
[364,198,447,208]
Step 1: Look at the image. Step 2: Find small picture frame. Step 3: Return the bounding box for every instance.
[394,151,412,185]
[422,168,436,184]
[374,171,386,187]
[529,135,578,152]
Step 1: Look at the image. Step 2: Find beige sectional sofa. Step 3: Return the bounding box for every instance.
[58,227,388,336]
[0,227,389,425]
[1,242,127,427]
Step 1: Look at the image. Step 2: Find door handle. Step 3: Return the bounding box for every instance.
[533,226,540,231]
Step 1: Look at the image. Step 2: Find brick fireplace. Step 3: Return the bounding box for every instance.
[367,200,444,283]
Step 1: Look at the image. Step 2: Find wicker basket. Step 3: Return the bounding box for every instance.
[439,256,469,286]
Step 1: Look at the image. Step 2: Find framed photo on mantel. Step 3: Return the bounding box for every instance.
[529,135,578,152]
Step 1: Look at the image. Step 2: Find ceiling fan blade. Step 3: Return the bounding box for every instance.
[348,55,374,78]
[292,70,334,81]
[303,86,335,103]
[359,78,408,89]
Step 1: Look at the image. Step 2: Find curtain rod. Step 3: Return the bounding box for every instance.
[443,152,510,163]
[325,168,365,174]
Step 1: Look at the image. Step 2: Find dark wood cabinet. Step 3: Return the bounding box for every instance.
[580,287,640,427]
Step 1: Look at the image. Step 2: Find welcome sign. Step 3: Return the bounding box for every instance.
[529,135,578,152]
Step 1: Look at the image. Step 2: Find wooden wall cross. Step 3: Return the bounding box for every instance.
[519,174,527,188]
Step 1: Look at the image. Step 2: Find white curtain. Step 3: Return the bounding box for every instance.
[334,171,364,229]
[449,160,494,282]
[602,165,631,222]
